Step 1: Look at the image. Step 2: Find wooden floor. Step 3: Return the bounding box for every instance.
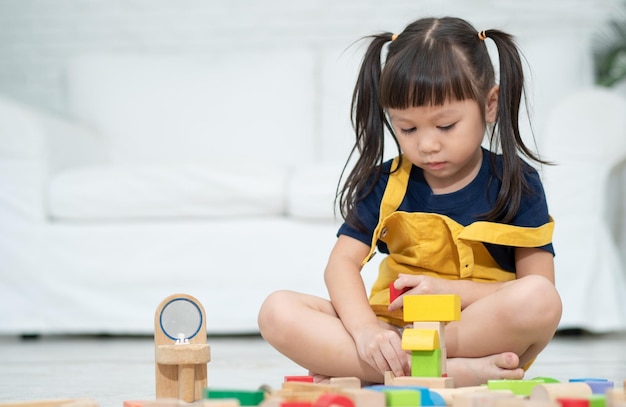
[1,331,625,407]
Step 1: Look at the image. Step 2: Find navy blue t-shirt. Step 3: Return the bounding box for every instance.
[337,149,554,273]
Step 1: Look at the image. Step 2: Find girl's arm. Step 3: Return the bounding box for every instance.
[514,247,555,283]
[389,247,555,310]
[325,234,411,377]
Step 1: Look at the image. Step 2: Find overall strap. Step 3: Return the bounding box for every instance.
[459,217,555,247]
[362,155,412,265]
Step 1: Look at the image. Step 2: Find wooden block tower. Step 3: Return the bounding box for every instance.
[386,293,460,388]
[154,293,211,403]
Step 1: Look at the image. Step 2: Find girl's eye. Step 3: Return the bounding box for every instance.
[438,123,456,132]
[400,127,416,135]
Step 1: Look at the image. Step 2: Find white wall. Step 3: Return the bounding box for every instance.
[0,0,619,149]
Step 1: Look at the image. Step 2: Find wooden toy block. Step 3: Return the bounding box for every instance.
[554,398,590,407]
[429,386,486,405]
[156,344,211,365]
[329,377,361,389]
[452,390,513,407]
[569,379,614,394]
[204,389,265,406]
[365,385,444,406]
[197,401,242,407]
[340,389,385,407]
[380,389,420,407]
[0,400,99,407]
[532,377,561,384]
[607,388,626,407]
[281,382,341,394]
[413,322,446,347]
[274,381,343,404]
[384,371,453,389]
[489,401,560,407]
[440,347,447,376]
[285,376,314,383]
[530,383,593,402]
[401,328,440,351]
[389,282,410,303]
[279,403,312,407]
[488,379,547,396]
[258,396,286,407]
[403,295,461,322]
[312,394,354,407]
[123,400,185,407]
[411,349,442,377]
[587,395,607,407]
[395,376,453,389]
[272,390,325,403]
[155,294,210,403]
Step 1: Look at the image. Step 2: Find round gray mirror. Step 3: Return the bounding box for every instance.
[159,297,203,341]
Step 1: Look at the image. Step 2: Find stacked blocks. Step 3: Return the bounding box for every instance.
[399,294,461,386]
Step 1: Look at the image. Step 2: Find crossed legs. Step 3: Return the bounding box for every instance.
[258,275,561,387]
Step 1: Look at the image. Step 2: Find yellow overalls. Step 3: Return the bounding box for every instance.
[363,155,555,327]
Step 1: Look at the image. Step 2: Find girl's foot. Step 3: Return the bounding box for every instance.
[447,352,524,387]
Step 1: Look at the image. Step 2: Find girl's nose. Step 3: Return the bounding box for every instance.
[418,131,441,154]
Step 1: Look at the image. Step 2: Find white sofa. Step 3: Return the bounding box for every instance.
[1,49,625,336]
[540,88,626,333]
[0,49,383,335]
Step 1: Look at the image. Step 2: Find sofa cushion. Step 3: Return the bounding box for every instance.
[286,162,343,221]
[47,163,287,221]
[64,51,317,168]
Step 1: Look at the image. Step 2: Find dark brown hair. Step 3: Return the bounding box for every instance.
[337,17,548,231]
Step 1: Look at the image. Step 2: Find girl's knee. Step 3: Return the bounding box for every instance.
[258,290,312,344]
[508,275,562,329]
[258,290,292,332]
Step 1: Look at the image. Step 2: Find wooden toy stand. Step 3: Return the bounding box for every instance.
[154,293,211,403]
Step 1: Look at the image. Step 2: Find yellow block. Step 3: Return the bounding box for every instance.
[401,328,440,351]
[403,294,461,322]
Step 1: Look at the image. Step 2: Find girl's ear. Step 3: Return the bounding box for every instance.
[485,86,499,124]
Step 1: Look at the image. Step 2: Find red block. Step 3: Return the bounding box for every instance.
[556,398,590,407]
[313,394,354,407]
[389,282,410,303]
[284,375,314,383]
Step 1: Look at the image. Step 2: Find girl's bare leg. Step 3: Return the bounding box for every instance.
[258,275,561,386]
[258,290,387,383]
[445,275,562,386]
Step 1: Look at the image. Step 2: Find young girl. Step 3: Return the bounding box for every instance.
[258,16,562,387]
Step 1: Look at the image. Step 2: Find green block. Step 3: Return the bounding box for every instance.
[487,379,546,396]
[383,389,421,407]
[204,388,265,406]
[589,395,606,407]
[411,348,442,377]
[531,376,560,383]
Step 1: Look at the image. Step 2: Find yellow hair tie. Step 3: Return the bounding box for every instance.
[478,30,487,41]
[391,33,399,42]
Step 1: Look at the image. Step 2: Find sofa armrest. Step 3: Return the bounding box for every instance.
[0,95,107,221]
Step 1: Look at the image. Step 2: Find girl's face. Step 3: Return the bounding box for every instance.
[387,92,497,195]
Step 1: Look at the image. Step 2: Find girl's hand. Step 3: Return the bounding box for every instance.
[352,324,411,378]
[388,274,451,311]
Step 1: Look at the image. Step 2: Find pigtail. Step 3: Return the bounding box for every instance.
[336,32,395,231]
[483,30,549,223]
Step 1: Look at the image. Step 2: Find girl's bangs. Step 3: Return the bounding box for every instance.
[380,45,480,109]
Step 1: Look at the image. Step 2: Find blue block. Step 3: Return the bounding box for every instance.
[569,378,614,394]
[365,385,445,406]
